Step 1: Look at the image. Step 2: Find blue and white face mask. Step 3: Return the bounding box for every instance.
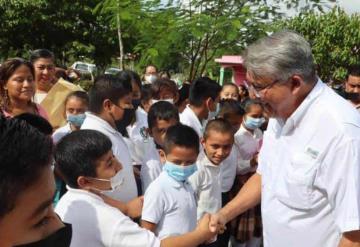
[66,113,86,127]
[163,161,197,182]
[243,116,265,130]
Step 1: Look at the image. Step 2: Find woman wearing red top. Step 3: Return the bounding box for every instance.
[0,58,48,119]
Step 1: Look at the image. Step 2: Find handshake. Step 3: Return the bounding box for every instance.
[195,212,227,244]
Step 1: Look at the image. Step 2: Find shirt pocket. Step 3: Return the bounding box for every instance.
[275,153,318,210]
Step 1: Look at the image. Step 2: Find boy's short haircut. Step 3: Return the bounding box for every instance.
[0,116,53,218]
[30,49,55,63]
[147,101,179,129]
[14,113,53,136]
[151,78,178,99]
[65,91,89,107]
[55,129,112,189]
[189,77,222,106]
[119,70,141,89]
[163,124,199,155]
[218,99,245,119]
[203,118,234,139]
[241,98,263,113]
[88,73,132,114]
[222,83,239,94]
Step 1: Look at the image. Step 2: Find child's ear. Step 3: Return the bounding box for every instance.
[77,176,92,189]
[200,137,206,147]
[158,149,166,164]
[103,99,113,112]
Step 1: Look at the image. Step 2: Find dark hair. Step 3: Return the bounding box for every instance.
[148,101,179,129]
[151,78,178,100]
[30,49,55,64]
[0,116,53,218]
[218,99,245,119]
[144,64,158,74]
[177,83,190,107]
[14,113,53,135]
[121,70,141,89]
[88,74,132,114]
[222,83,239,94]
[163,124,199,154]
[238,84,249,98]
[0,58,35,111]
[241,98,263,113]
[203,118,234,139]
[55,130,112,188]
[141,84,153,104]
[189,77,222,106]
[347,65,360,79]
[64,91,89,107]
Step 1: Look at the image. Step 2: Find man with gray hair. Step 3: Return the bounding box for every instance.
[209,30,360,246]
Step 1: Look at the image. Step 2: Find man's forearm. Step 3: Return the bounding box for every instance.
[338,231,360,247]
[219,173,261,223]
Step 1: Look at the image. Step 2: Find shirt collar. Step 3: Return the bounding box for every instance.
[199,150,221,168]
[162,171,190,189]
[276,79,325,136]
[185,105,203,128]
[85,112,118,135]
[66,186,104,201]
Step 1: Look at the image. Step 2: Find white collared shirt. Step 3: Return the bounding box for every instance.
[258,79,360,247]
[142,171,197,239]
[81,112,137,202]
[221,145,238,192]
[189,151,222,220]
[55,187,160,247]
[127,107,148,141]
[52,123,72,143]
[180,105,204,137]
[234,125,263,175]
[138,140,162,192]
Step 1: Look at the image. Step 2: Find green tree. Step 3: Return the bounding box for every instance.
[276,7,360,82]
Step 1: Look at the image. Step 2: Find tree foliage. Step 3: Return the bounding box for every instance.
[276,7,360,82]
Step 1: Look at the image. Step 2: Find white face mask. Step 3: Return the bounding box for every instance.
[151,98,174,105]
[144,74,157,84]
[90,170,124,200]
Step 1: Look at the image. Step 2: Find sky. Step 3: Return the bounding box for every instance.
[162,0,360,15]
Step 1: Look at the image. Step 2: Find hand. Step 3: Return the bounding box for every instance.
[196,213,217,241]
[209,212,227,233]
[126,196,144,218]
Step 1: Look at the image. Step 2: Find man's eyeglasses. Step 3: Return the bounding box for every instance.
[243,79,282,98]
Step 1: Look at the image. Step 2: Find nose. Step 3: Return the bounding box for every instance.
[115,159,123,172]
[354,87,360,93]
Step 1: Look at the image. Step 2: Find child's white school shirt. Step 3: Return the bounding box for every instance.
[188,151,222,220]
[52,123,72,143]
[180,105,203,137]
[55,187,160,247]
[81,112,137,202]
[141,171,197,239]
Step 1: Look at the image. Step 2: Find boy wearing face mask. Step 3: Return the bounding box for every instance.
[55,129,218,247]
[81,73,137,202]
[52,91,89,143]
[180,77,222,137]
[141,124,199,239]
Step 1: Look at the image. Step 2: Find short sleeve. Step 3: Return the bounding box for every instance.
[110,217,161,247]
[320,139,360,233]
[142,180,165,224]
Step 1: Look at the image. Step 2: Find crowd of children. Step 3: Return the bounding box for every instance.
[0,58,269,247]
